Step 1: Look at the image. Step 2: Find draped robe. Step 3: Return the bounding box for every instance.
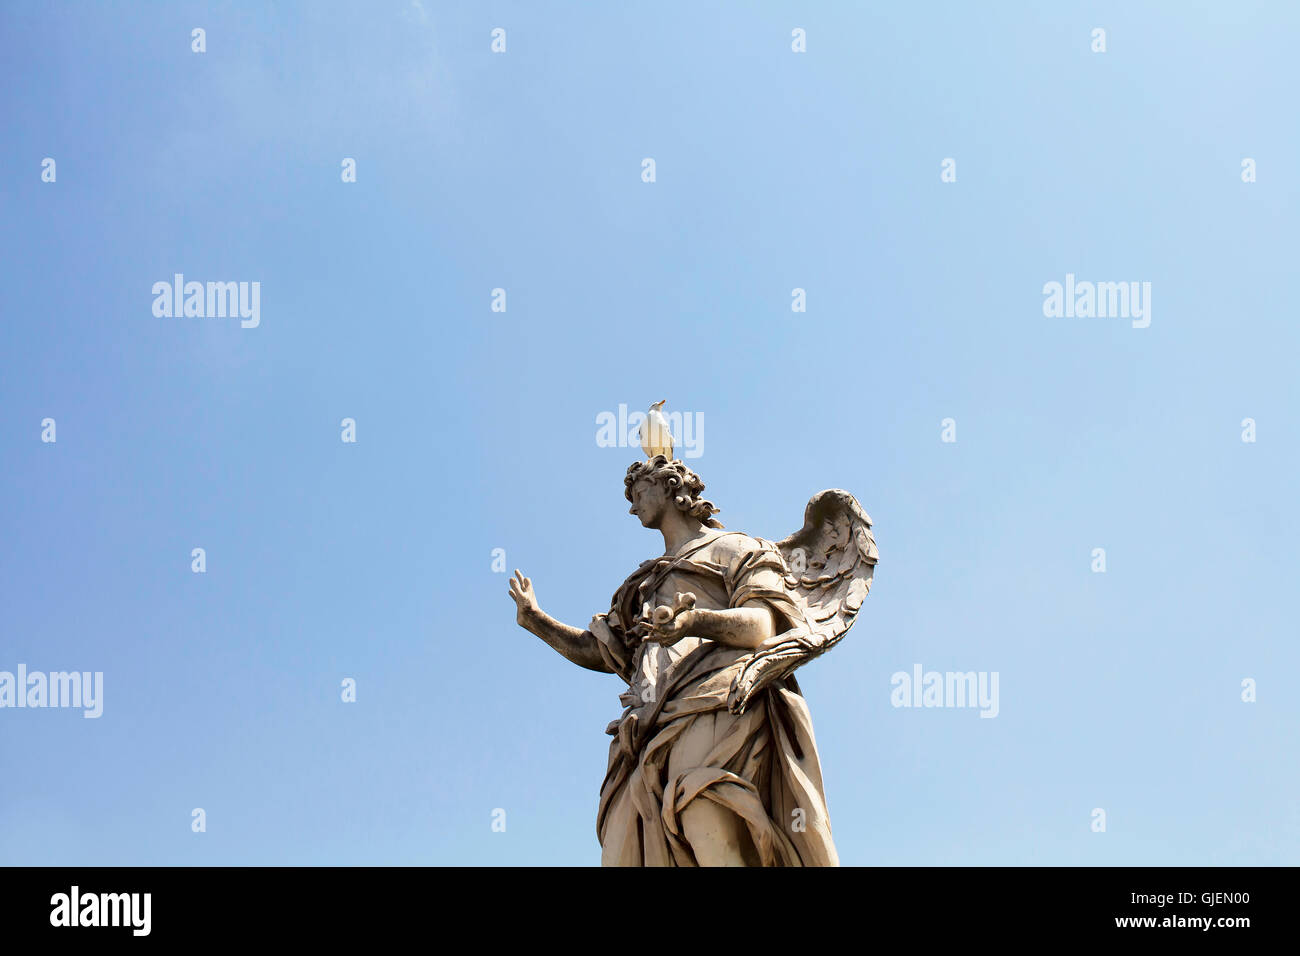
[588,529,839,866]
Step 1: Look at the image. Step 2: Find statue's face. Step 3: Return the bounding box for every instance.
[628,477,672,528]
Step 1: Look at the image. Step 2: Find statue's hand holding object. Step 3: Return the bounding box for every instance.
[639,591,697,646]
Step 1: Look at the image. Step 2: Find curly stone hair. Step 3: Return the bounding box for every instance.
[624,455,724,529]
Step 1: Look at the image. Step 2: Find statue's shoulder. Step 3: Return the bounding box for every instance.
[698,529,772,564]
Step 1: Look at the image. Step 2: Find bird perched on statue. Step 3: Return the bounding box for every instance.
[639,399,675,460]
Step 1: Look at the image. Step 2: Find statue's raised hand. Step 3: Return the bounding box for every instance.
[507,570,541,628]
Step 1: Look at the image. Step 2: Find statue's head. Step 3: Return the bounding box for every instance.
[624,456,723,531]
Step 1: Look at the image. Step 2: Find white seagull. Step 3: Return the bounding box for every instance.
[640,399,675,460]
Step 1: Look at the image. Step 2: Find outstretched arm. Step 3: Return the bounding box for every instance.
[508,571,613,674]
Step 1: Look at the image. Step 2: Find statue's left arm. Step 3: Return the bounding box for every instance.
[649,605,778,650]
[643,537,800,651]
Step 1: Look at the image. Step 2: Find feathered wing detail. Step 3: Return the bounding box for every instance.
[727,490,878,714]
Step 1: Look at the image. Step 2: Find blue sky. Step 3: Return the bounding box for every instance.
[1,1,1296,866]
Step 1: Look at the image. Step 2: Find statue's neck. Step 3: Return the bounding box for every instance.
[660,520,708,557]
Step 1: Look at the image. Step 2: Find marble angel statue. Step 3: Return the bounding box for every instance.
[508,454,877,866]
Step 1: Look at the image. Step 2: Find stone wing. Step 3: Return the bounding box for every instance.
[728,489,878,714]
